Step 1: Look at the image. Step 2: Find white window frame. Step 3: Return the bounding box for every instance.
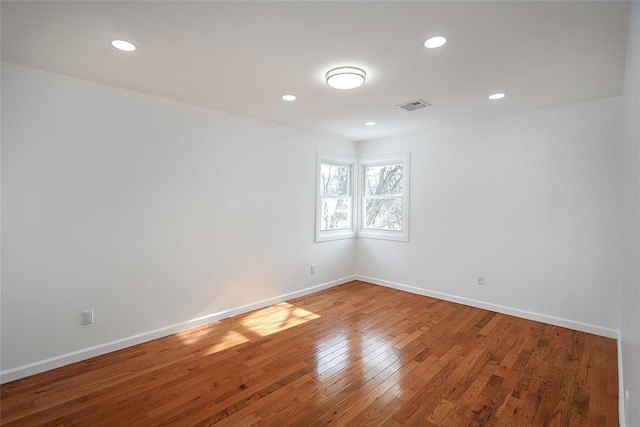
[315,154,357,242]
[358,153,410,242]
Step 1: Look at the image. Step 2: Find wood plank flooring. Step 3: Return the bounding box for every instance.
[1,281,618,426]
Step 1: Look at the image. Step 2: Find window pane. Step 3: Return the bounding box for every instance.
[321,164,349,196]
[320,198,351,230]
[365,164,403,196]
[364,198,403,230]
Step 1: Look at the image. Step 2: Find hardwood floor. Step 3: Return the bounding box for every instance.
[1,281,618,426]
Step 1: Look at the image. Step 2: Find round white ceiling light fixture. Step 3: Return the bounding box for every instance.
[488,92,506,100]
[365,121,377,126]
[111,39,136,52]
[325,66,366,90]
[282,94,297,101]
[424,36,447,49]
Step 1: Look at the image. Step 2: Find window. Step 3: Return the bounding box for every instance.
[316,155,356,242]
[359,153,410,241]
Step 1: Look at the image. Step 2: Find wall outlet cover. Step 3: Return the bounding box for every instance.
[82,310,94,325]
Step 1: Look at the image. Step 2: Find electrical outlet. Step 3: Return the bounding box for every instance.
[477,275,485,286]
[82,310,94,325]
[310,264,317,274]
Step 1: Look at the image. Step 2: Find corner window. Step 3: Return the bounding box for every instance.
[358,153,410,241]
[316,155,356,242]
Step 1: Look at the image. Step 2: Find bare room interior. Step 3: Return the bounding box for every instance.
[1,1,639,426]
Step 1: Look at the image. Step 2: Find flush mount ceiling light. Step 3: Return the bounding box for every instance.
[365,121,377,126]
[424,36,447,49]
[488,92,506,100]
[282,94,297,101]
[111,39,136,52]
[325,66,366,90]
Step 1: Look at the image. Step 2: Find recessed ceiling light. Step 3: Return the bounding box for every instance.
[111,39,136,52]
[282,95,297,101]
[424,36,447,49]
[325,66,366,90]
[488,92,506,100]
[365,121,377,126]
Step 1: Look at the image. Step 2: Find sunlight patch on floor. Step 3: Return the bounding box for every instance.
[240,302,320,336]
[175,302,320,354]
[201,330,250,355]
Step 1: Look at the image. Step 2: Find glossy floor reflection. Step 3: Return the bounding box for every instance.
[1,281,618,426]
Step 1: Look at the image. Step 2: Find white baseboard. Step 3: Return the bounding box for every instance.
[618,333,626,427]
[0,275,356,384]
[356,275,619,339]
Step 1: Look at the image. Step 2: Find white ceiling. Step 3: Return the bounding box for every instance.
[1,1,630,142]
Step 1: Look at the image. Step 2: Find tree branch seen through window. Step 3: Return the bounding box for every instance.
[363,163,404,230]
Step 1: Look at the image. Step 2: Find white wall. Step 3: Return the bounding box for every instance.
[1,53,634,414]
[620,2,640,426]
[0,63,357,381]
[357,96,623,336]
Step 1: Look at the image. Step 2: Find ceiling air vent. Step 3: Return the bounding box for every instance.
[396,99,431,112]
